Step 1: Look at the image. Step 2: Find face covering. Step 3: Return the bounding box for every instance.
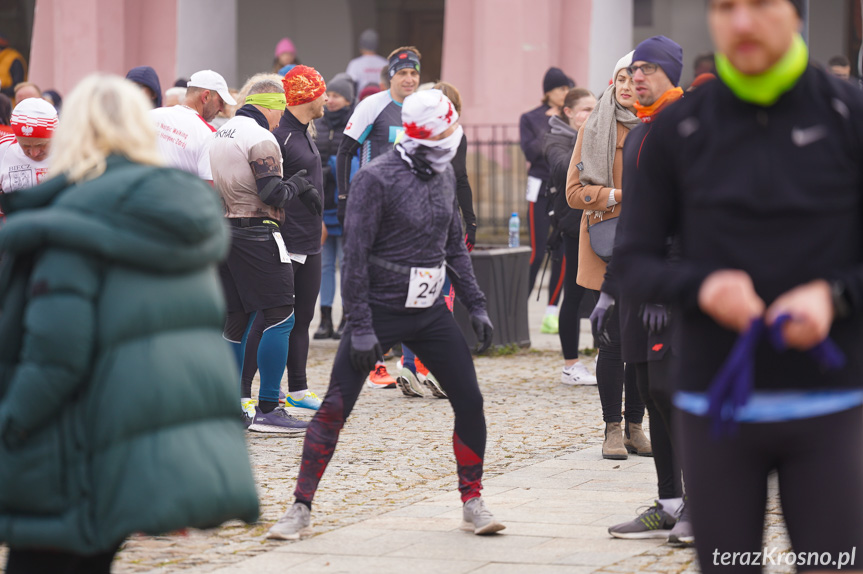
[715,32,808,107]
[397,125,463,179]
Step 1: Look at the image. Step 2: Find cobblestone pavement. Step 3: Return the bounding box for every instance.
[0,309,795,573]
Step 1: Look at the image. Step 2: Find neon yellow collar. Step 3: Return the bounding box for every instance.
[244,92,287,110]
[715,33,808,107]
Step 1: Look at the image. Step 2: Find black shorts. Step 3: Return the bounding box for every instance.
[219,225,295,313]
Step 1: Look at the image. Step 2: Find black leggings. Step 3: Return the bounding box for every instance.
[559,233,589,360]
[528,194,564,306]
[294,304,486,505]
[634,360,682,500]
[242,253,322,394]
[677,406,863,573]
[595,313,644,423]
[6,546,119,574]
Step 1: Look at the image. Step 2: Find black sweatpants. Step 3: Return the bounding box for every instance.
[242,253,322,393]
[294,304,486,504]
[634,359,682,500]
[559,232,589,360]
[677,406,863,573]
[6,547,119,574]
[527,194,564,306]
[595,313,645,423]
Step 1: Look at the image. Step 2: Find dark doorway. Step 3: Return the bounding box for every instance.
[0,0,35,73]
[351,0,445,84]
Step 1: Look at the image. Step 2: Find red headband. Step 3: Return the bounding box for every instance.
[282,65,326,107]
[11,114,57,139]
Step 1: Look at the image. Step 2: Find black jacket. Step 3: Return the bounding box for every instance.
[314,107,351,213]
[614,66,863,392]
[543,115,582,238]
[519,104,552,182]
[274,108,324,255]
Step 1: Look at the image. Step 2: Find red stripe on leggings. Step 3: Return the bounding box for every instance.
[550,255,566,305]
[528,202,536,265]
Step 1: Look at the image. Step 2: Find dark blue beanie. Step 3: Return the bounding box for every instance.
[543,67,574,94]
[632,36,684,87]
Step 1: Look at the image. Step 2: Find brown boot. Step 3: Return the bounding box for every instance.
[624,421,653,457]
[602,422,628,460]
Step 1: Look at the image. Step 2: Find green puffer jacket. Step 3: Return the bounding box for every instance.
[0,156,259,554]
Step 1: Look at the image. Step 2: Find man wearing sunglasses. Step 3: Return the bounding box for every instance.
[596,35,691,543]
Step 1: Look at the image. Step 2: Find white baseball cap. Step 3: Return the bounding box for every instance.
[187,70,237,106]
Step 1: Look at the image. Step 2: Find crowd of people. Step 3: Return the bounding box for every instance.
[1,0,863,571]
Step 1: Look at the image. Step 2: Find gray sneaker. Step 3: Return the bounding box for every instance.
[248,407,309,434]
[667,499,694,546]
[396,367,426,397]
[608,501,676,539]
[266,502,312,540]
[421,372,448,399]
[460,497,505,535]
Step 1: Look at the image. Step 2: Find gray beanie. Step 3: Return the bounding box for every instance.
[328,73,355,103]
[359,29,378,52]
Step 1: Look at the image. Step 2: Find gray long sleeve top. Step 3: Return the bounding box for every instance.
[342,150,486,337]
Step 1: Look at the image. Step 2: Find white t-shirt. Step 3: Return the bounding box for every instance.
[0,139,51,193]
[150,105,216,180]
[346,54,388,93]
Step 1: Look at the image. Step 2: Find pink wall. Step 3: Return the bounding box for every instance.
[441,0,593,127]
[29,0,177,98]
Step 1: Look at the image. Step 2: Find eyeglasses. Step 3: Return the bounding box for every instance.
[627,63,659,76]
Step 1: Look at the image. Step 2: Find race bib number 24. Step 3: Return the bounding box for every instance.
[405,264,446,308]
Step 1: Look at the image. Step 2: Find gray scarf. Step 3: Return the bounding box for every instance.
[579,84,639,188]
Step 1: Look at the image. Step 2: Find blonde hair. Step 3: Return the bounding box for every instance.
[237,73,284,106]
[433,81,462,115]
[49,74,162,182]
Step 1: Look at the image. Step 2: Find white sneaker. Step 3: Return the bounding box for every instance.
[561,362,597,386]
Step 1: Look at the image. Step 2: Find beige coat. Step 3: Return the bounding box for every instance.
[565,121,631,291]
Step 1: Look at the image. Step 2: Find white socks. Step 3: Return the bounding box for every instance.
[659,497,683,516]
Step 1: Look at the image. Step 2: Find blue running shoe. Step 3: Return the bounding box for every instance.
[248,407,308,434]
[285,391,322,411]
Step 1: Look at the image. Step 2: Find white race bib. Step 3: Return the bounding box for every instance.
[525,175,542,203]
[405,264,446,308]
[288,253,307,264]
[272,231,290,263]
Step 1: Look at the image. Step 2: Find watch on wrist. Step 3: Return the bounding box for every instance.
[830,279,852,319]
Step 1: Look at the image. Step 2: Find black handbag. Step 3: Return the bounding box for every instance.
[587,217,618,262]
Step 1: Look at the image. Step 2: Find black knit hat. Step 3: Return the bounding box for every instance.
[543,67,575,94]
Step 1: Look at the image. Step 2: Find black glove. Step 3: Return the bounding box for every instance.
[471,311,494,354]
[641,303,669,335]
[589,291,616,348]
[337,194,348,227]
[350,332,383,373]
[287,169,322,216]
[465,223,476,252]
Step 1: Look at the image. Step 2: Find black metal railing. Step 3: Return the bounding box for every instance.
[464,124,527,241]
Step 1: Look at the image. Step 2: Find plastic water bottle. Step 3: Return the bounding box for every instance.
[508,212,520,248]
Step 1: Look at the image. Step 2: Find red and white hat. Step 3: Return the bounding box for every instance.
[11,98,58,139]
[401,89,459,140]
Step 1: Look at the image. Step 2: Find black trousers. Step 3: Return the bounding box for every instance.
[527,195,564,306]
[634,359,682,500]
[559,233,589,360]
[6,547,119,574]
[294,304,486,504]
[595,312,645,423]
[242,253,322,393]
[677,406,863,573]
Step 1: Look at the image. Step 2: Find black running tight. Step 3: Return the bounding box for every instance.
[634,359,682,500]
[678,406,863,573]
[559,233,589,360]
[242,253,321,394]
[294,304,486,505]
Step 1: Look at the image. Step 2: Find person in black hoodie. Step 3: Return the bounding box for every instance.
[125,66,162,108]
[313,73,354,340]
[542,87,597,385]
[240,66,326,413]
[614,0,863,569]
[519,67,574,333]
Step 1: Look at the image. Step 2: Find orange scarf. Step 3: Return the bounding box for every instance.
[634,87,684,123]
